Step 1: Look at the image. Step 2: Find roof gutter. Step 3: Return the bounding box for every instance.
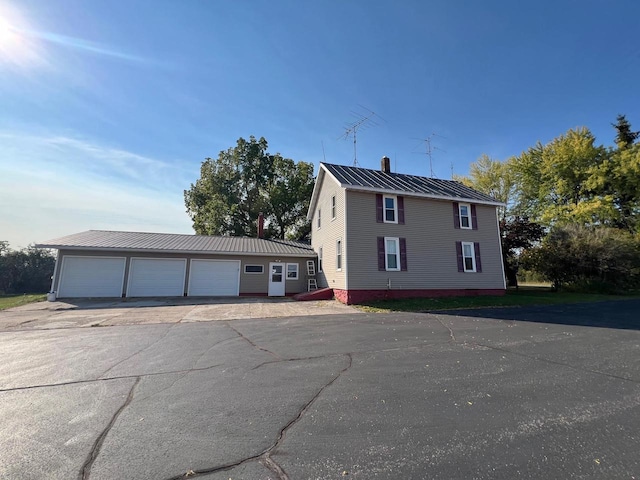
[35,245,317,258]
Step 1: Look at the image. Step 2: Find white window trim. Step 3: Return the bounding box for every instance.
[318,246,323,273]
[336,239,342,271]
[383,195,398,224]
[459,203,472,229]
[286,263,299,280]
[244,264,264,274]
[317,208,321,229]
[331,195,336,220]
[461,241,476,272]
[384,237,401,271]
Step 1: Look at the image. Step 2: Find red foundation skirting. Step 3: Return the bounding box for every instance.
[333,288,506,305]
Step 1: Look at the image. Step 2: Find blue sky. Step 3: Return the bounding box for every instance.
[1,0,639,248]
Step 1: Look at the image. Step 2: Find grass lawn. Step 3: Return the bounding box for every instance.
[357,286,640,313]
[0,294,46,311]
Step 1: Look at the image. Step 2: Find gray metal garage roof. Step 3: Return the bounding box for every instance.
[37,230,316,257]
[322,163,501,204]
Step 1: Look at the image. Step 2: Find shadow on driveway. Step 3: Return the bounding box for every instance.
[433,299,640,331]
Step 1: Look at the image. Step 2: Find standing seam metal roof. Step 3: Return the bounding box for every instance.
[321,163,501,204]
[36,230,316,256]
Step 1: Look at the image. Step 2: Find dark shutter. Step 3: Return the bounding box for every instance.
[377,237,386,271]
[474,242,482,272]
[400,238,408,271]
[398,196,405,225]
[453,202,460,229]
[376,194,383,223]
[471,204,478,230]
[456,241,464,272]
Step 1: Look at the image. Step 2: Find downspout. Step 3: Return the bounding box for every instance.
[495,208,507,289]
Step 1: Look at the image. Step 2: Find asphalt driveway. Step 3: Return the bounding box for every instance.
[1,300,639,479]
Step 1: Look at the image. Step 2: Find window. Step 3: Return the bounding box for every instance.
[336,239,342,270]
[462,242,476,272]
[244,264,264,274]
[384,195,397,223]
[318,246,323,272]
[331,195,336,219]
[317,209,321,229]
[286,263,299,279]
[459,203,471,229]
[385,237,400,271]
[378,237,407,271]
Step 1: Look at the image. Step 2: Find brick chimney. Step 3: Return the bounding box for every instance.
[257,213,264,239]
[381,156,391,173]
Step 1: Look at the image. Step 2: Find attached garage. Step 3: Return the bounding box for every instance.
[127,258,187,297]
[38,230,315,299]
[58,256,126,298]
[188,259,240,296]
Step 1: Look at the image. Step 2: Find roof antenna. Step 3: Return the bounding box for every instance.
[338,105,384,166]
[411,133,446,178]
[321,140,326,163]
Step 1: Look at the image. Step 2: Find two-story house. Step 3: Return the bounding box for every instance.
[307,157,506,304]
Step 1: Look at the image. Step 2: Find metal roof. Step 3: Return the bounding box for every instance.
[37,230,316,257]
[321,163,501,204]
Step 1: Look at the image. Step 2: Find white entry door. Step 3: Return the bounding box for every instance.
[268,262,285,296]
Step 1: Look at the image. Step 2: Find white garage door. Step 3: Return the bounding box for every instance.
[58,256,126,298]
[188,259,240,296]
[127,258,186,297]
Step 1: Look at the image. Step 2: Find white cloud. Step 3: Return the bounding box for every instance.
[0,130,196,249]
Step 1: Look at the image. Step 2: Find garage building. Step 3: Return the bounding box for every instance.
[37,230,316,299]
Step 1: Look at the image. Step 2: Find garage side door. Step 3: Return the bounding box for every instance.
[188,259,240,296]
[58,256,126,298]
[127,258,186,297]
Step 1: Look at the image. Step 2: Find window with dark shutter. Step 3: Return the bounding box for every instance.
[377,237,386,270]
[399,238,407,271]
[376,194,383,223]
[453,202,460,229]
[455,241,464,272]
[474,242,482,272]
[398,196,405,225]
[471,204,478,230]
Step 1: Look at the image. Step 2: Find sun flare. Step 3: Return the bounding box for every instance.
[0,4,42,68]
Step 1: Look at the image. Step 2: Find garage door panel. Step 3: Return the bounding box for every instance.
[127,258,186,297]
[188,260,240,296]
[58,257,125,298]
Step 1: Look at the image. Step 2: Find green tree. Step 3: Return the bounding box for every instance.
[513,127,609,226]
[0,244,56,294]
[455,154,516,221]
[612,114,639,149]
[184,136,314,239]
[522,224,640,292]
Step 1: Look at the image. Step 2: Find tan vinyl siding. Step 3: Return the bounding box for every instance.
[54,250,310,295]
[345,191,505,290]
[310,174,347,289]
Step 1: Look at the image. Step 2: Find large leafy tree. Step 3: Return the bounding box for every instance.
[456,155,544,287]
[513,127,609,226]
[184,136,314,240]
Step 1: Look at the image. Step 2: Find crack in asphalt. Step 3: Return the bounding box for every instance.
[225,322,282,360]
[466,340,640,384]
[78,376,140,480]
[160,353,353,480]
[97,323,177,379]
[0,363,223,393]
[436,317,457,342]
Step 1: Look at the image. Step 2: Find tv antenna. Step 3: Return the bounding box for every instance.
[339,106,383,166]
[412,133,446,177]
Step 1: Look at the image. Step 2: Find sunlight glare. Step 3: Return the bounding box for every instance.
[0,4,43,69]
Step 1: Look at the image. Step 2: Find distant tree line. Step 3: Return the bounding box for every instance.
[0,242,56,294]
[456,115,640,292]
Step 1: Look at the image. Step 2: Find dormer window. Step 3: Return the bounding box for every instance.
[383,195,397,223]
